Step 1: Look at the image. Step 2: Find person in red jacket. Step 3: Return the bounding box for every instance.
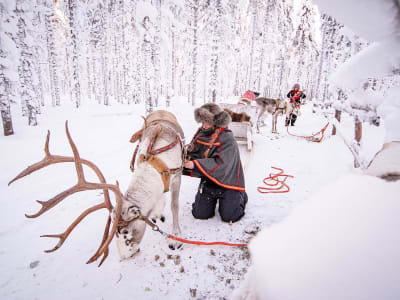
[286,83,306,126]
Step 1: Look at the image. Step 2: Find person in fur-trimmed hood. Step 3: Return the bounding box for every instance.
[183,103,248,223]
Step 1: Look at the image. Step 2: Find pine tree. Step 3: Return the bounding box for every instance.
[45,10,61,106]
[67,0,81,108]
[0,3,18,135]
[16,1,38,126]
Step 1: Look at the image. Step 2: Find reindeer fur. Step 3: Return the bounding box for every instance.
[116,117,183,260]
[224,108,252,123]
[255,97,288,133]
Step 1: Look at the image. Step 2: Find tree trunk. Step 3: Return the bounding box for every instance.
[46,14,61,106]
[248,0,257,89]
[1,108,14,136]
[332,109,341,135]
[68,0,81,108]
[0,75,14,136]
[144,37,153,114]
[354,115,362,168]
[171,26,176,96]
[191,0,199,106]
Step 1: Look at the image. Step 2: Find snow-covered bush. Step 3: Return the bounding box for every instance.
[232,174,400,300]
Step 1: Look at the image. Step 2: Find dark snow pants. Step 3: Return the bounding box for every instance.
[192,179,247,223]
[285,113,297,126]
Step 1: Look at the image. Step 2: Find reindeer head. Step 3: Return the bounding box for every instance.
[116,155,168,259]
[9,111,183,266]
[113,204,146,260]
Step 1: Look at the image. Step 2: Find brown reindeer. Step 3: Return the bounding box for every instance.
[255,97,288,133]
[8,110,185,266]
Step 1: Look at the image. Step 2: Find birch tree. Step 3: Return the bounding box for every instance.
[67,0,81,108]
[16,0,39,125]
[0,3,18,135]
[45,10,61,106]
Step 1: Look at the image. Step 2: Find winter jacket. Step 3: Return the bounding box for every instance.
[287,89,306,104]
[183,127,245,191]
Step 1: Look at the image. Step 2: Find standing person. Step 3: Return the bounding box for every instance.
[286,83,306,126]
[183,103,248,223]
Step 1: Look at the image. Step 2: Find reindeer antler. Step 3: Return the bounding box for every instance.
[8,121,122,267]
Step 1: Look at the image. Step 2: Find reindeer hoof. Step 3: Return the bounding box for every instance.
[168,242,183,250]
[160,215,165,222]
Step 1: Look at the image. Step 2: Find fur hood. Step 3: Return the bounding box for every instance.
[194,103,231,127]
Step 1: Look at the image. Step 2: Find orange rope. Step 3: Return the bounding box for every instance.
[257,166,294,194]
[167,234,247,247]
[287,122,330,142]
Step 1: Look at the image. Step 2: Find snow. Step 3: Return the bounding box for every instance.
[234,174,400,300]
[1,97,398,299]
[377,86,400,142]
[314,0,400,145]
[313,0,400,41]
[330,38,400,90]
[366,141,400,178]
[230,0,400,298]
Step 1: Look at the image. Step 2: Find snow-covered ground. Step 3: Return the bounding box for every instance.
[0,98,397,299]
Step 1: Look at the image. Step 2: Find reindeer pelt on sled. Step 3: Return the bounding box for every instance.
[224,108,252,123]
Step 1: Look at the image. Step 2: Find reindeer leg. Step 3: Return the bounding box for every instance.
[256,107,266,133]
[169,174,182,250]
[149,194,166,223]
[272,112,278,133]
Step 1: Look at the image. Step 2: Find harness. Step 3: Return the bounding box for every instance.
[274,99,287,114]
[186,127,222,159]
[129,120,185,193]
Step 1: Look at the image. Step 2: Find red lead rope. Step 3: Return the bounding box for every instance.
[144,218,248,247]
[287,122,330,143]
[167,234,247,247]
[257,166,294,194]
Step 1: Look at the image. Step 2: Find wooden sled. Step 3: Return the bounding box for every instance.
[219,103,258,152]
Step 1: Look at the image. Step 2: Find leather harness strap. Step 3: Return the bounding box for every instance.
[130,122,184,192]
[138,154,181,193]
[186,127,222,160]
[203,128,221,159]
[130,144,140,172]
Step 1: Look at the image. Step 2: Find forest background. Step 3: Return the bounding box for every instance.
[1,0,398,135]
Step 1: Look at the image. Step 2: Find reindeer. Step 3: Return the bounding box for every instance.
[255,97,288,133]
[8,110,185,266]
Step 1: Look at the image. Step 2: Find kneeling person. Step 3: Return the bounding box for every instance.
[183,103,248,223]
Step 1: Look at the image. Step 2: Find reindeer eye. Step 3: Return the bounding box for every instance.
[128,206,140,216]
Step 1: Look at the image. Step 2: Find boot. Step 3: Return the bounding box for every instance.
[290,114,297,126]
[285,117,290,127]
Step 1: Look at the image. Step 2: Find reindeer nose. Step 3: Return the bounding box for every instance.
[126,206,140,220]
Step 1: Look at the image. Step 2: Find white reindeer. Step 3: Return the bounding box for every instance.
[117,110,185,259]
[8,110,185,266]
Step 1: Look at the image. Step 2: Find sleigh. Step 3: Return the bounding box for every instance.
[219,103,258,151]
